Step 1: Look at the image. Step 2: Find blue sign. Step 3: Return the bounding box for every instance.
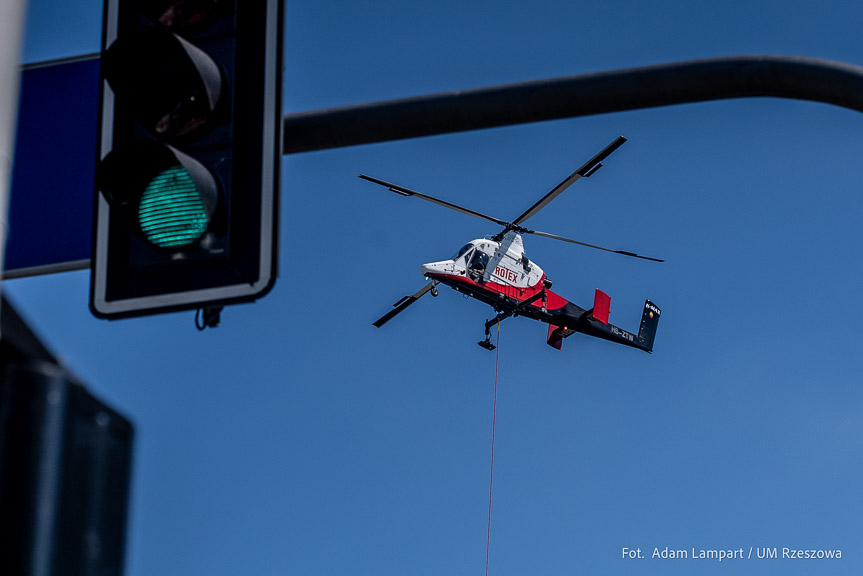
[6,56,99,277]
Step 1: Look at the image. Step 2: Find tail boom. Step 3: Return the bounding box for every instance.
[545,298,661,353]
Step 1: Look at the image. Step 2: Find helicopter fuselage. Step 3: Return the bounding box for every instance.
[420,232,659,352]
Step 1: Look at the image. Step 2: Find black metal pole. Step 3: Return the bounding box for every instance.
[0,297,134,576]
[283,55,863,154]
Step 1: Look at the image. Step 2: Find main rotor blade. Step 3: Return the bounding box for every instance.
[359,174,509,227]
[512,136,627,226]
[529,229,664,262]
[373,282,434,328]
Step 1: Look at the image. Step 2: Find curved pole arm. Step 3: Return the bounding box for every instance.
[283,55,863,154]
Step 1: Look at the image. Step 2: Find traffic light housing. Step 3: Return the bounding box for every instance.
[91,0,284,319]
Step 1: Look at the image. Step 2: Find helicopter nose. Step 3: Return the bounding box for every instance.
[420,260,449,276]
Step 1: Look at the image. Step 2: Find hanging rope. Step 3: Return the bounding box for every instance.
[485,323,501,576]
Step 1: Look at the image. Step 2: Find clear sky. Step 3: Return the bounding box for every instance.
[11,0,863,574]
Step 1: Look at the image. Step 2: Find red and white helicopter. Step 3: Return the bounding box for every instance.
[359,136,662,352]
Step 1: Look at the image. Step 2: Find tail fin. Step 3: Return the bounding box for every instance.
[547,324,577,350]
[637,300,661,352]
[592,289,610,324]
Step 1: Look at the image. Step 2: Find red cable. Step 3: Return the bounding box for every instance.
[485,324,500,576]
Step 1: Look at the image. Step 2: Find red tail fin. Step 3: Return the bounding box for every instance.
[547,325,563,350]
[593,289,610,324]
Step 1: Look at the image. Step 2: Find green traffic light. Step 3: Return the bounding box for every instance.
[138,164,209,248]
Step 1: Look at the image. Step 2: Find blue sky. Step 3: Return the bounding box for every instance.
[12,0,863,574]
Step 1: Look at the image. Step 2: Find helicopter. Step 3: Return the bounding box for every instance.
[359,136,662,352]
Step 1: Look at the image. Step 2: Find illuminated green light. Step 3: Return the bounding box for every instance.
[138,165,209,248]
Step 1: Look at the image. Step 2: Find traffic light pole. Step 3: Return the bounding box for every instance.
[283,54,863,154]
[0,0,28,332]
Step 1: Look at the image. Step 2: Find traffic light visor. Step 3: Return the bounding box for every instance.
[98,140,219,250]
[141,0,224,30]
[103,27,222,139]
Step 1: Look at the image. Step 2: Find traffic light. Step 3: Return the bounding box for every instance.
[91,0,284,320]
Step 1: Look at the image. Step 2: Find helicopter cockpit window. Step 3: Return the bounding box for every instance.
[453,243,474,262]
[468,250,490,275]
